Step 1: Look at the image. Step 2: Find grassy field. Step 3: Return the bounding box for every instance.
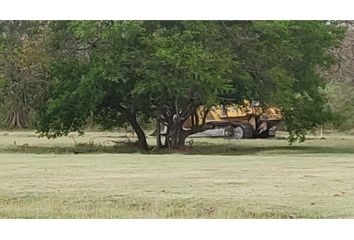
[0,131,354,218]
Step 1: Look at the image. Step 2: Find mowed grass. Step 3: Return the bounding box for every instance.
[0,131,354,218]
[1,130,354,155]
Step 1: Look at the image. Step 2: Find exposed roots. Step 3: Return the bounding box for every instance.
[5,111,29,128]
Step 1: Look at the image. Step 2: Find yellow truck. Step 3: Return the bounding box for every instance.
[183,101,282,139]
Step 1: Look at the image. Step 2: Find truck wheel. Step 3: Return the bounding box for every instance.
[224,124,253,139]
[224,126,234,138]
[224,126,244,139]
[233,126,244,139]
[242,124,254,138]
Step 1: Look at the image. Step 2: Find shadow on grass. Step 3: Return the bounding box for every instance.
[149,143,354,156]
[1,141,354,155]
[187,144,354,155]
[0,142,139,154]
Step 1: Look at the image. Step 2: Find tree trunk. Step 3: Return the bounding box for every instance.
[178,124,210,147]
[5,110,29,128]
[164,122,188,149]
[161,107,206,149]
[178,129,189,147]
[158,102,208,149]
[126,112,148,150]
[164,125,171,148]
[170,126,178,148]
[156,118,162,149]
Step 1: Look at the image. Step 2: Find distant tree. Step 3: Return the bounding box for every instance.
[323,21,354,131]
[325,21,354,85]
[0,21,51,128]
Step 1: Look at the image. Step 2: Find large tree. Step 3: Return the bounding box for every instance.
[37,21,233,149]
[36,21,344,149]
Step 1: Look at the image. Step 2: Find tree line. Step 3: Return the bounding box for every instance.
[0,21,348,149]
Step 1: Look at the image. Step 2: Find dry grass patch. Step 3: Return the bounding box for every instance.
[0,153,354,218]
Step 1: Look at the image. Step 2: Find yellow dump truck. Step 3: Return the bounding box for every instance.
[183,101,282,139]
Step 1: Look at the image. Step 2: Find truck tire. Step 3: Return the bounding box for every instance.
[224,126,235,138]
[233,126,244,139]
[242,124,254,138]
[224,124,254,139]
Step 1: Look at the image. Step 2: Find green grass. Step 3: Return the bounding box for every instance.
[0,131,354,218]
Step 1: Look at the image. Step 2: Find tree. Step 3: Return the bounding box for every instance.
[323,21,354,131]
[37,21,234,149]
[36,21,344,150]
[220,21,344,142]
[0,21,51,128]
[37,21,152,150]
[148,21,344,145]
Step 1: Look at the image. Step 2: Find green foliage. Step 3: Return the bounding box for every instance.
[37,59,98,137]
[0,78,7,88]
[138,21,233,111]
[38,21,233,146]
[221,21,345,142]
[37,21,152,149]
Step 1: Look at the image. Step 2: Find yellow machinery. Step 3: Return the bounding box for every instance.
[183,101,282,139]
